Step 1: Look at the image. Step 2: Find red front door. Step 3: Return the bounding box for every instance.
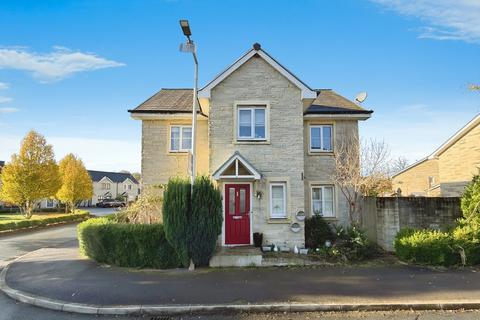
[225,184,250,245]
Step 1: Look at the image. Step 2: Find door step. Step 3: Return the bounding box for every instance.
[209,246,262,267]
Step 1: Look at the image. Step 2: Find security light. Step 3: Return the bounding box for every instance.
[179,20,191,37]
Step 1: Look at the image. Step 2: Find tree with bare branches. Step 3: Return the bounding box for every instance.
[331,136,393,224]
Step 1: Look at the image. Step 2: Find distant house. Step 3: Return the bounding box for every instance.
[82,170,140,206]
[1,161,140,208]
[392,114,480,197]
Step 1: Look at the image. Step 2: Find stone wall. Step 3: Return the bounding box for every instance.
[209,55,305,247]
[362,197,462,251]
[392,159,439,196]
[438,123,480,184]
[303,119,358,226]
[141,119,209,187]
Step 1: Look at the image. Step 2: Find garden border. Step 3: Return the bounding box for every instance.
[0,211,90,236]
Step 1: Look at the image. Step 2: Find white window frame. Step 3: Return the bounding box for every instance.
[309,124,333,152]
[46,199,54,208]
[170,125,192,152]
[101,182,111,190]
[269,182,287,219]
[237,106,267,140]
[311,185,335,218]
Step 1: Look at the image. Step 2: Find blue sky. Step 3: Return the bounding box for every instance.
[0,0,479,172]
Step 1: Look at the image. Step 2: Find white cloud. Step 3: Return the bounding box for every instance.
[0,46,125,82]
[372,0,480,43]
[0,135,140,172]
[0,107,18,113]
[0,96,12,103]
[0,82,8,90]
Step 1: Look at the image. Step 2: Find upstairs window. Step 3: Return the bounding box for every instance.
[310,125,333,152]
[170,126,192,152]
[238,106,266,140]
[101,182,111,190]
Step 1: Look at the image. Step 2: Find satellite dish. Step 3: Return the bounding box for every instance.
[355,91,368,104]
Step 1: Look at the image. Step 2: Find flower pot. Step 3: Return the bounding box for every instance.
[253,232,263,248]
[299,248,309,255]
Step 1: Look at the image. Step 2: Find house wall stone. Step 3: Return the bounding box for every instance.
[392,159,439,196]
[392,120,479,197]
[141,119,209,187]
[438,123,480,195]
[303,119,358,226]
[209,56,305,247]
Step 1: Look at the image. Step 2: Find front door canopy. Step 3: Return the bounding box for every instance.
[212,152,261,180]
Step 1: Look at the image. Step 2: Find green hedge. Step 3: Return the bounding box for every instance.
[77,217,180,269]
[394,228,458,266]
[0,211,90,232]
[395,218,480,266]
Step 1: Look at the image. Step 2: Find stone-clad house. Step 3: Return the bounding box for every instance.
[392,114,480,197]
[129,44,372,248]
[80,170,140,207]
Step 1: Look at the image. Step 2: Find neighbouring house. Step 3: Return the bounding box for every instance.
[79,170,140,207]
[392,114,480,197]
[129,43,372,248]
[41,170,140,208]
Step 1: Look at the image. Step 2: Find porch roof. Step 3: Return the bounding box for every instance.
[212,152,261,180]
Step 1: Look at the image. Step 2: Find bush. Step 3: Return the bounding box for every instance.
[0,210,90,232]
[394,228,458,266]
[187,176,223,266]
[453,217,480,265]
[333,225,377,261]
[461,175,480,220]
[77,217,180,269]
[162,177,191,267]
[305,215,335,249]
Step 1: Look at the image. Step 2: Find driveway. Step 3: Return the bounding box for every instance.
[83,207,117,217]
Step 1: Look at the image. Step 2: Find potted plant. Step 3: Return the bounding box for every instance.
[253,232,263,247]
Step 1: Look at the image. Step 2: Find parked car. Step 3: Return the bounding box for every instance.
[96,199,125,208]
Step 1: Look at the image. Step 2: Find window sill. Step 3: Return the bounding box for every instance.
[234,140,270,145]
[267,218,291,224]
[168,151,190,155]
[308,151,334,156]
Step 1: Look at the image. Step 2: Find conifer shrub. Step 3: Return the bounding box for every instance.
[305,215,335,249]
[162,177,191,267]
[187,176,223,266]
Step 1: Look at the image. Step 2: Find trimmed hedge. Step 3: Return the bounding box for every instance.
[394,228,458,266]
[77,217,180,269]
[0,210,90,232]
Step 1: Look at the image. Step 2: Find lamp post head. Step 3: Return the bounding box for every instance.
[179,20,192,37]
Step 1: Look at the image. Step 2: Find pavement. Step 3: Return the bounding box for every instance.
[2,208,480,319]
[3,246,480,314]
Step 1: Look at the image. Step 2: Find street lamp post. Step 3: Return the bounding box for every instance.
[179,19,198,189]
